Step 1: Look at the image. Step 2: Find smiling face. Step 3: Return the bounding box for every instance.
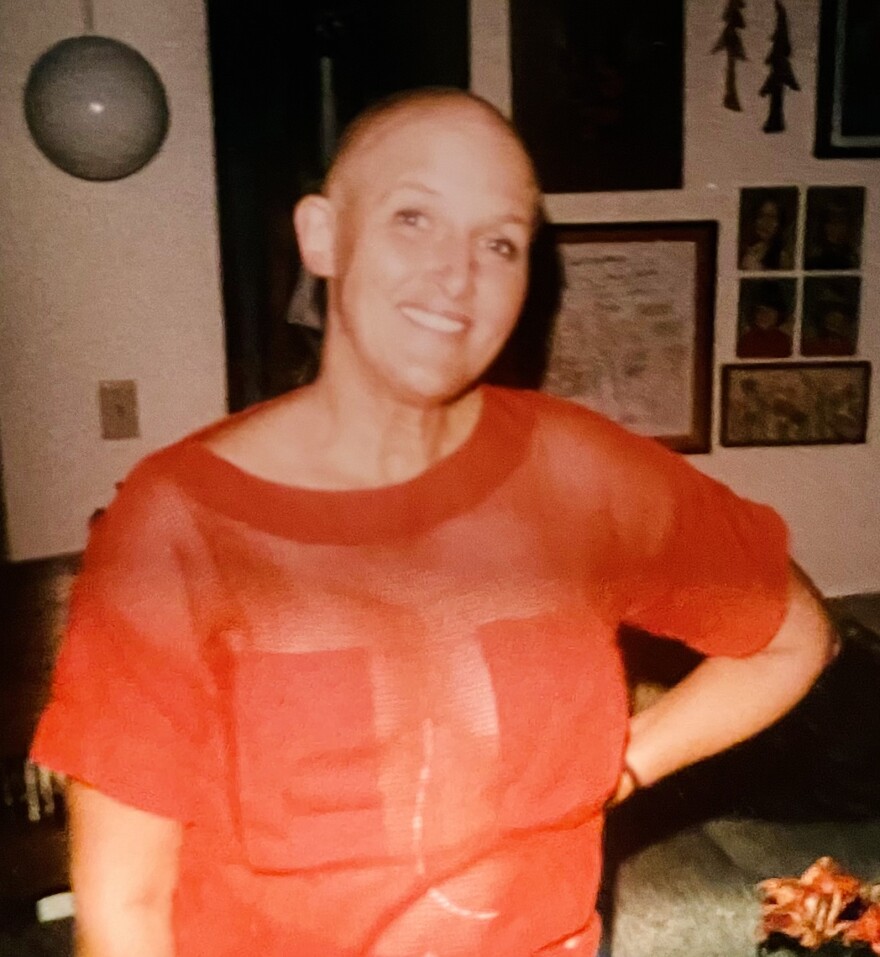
[754,200,781,242]
[296,96,540,407]
[753,303,782,330]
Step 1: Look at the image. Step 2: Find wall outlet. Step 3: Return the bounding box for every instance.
[98,380,140,440]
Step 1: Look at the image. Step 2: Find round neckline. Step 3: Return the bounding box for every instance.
[169,386,531,544]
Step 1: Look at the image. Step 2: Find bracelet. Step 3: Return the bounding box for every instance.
[622,759,645,790]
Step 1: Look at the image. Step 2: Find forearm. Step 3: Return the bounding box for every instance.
[624,564,836,790]
[75,903,175,957]
[69,782,181,957]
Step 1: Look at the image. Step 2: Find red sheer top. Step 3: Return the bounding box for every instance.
[33,387,789,957]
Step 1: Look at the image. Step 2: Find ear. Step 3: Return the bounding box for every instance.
[293,195,336,278]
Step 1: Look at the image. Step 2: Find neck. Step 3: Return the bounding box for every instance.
[299,369,482,489]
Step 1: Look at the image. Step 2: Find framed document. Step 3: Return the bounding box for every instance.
[541,221,717,453]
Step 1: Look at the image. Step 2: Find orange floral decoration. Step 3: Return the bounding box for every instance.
[757,857,880,953]
[843,903,880,955]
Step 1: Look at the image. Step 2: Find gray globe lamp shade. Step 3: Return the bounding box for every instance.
[24,35,170,181]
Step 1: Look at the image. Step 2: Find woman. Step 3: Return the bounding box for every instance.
[740,196,794,271]
[32,89,834,957]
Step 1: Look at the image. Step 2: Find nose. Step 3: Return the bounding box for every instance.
[432,231,475,300]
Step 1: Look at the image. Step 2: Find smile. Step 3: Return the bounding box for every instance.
[400,305,469,335]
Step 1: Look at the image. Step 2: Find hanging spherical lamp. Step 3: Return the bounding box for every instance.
[23,3,170,181]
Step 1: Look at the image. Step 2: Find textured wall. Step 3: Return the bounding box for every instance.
[472,0,880,596]
[0,1,226,560]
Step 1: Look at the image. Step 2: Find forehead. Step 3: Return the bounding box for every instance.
[331,102,539,222]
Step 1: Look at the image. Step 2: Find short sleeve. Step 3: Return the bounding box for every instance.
[621,447,790,658]
[30,458,219,823]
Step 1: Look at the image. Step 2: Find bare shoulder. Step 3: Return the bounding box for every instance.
[201,387,327,486]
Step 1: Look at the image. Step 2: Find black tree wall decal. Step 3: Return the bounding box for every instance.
[711,0,747,111]
[760,0,799,132]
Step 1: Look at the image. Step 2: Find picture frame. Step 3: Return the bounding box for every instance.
[509,0,685,192]
[720,361,871,447]
[736,278,796,360]
[803,186,865,271]
[814,0,880,157]
[801,275,861,357]
[737,187,799,272]
[540,221,717,453]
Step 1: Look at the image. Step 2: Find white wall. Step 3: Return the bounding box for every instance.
[473,0,880,596]
[0,0,227,561]
[1,1,877,594]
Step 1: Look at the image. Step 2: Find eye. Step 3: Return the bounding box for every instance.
[486,237,520,261]
[393,208,428,229]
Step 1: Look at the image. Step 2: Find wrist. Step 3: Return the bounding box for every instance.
[621,758,646,791]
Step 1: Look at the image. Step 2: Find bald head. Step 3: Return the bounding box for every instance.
[324,89,541,221]
[292,86,541,403]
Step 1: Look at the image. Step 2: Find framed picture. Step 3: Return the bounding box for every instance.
[721,362,871,447]
[801,275,861,356]
[736,278,796,359]
[509,0,684,192]
[803,186,865,271]
[541,221,717,453]
[815,0,880,157]
[737,187,799,272]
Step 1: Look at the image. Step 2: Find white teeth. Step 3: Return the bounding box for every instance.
[401,306,467,334]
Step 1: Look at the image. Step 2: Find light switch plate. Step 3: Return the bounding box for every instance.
[98,379,140,440]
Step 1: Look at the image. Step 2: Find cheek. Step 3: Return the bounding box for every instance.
[340,240,410,306]
[483,266,528,325]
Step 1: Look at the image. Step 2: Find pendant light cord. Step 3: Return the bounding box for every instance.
[80,0,95,33]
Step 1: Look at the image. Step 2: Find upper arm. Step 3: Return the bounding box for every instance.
[761,562,838,667]
[607,431,793,658]
[69,780,182,929]
[31,467,219,824]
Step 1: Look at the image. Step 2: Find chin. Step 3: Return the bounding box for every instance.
[385,364,481,408]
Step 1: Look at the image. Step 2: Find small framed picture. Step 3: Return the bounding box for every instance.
[737,187,799,272]
[801,275,861,356]
[815,0,880,157]
[721,361,871,447]
[736,279,796,359]
[803,186,865,270]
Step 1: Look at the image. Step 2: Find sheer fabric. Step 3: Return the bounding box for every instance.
[33,387,789,957]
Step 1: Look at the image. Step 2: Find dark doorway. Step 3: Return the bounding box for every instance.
[206,1,470,411]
